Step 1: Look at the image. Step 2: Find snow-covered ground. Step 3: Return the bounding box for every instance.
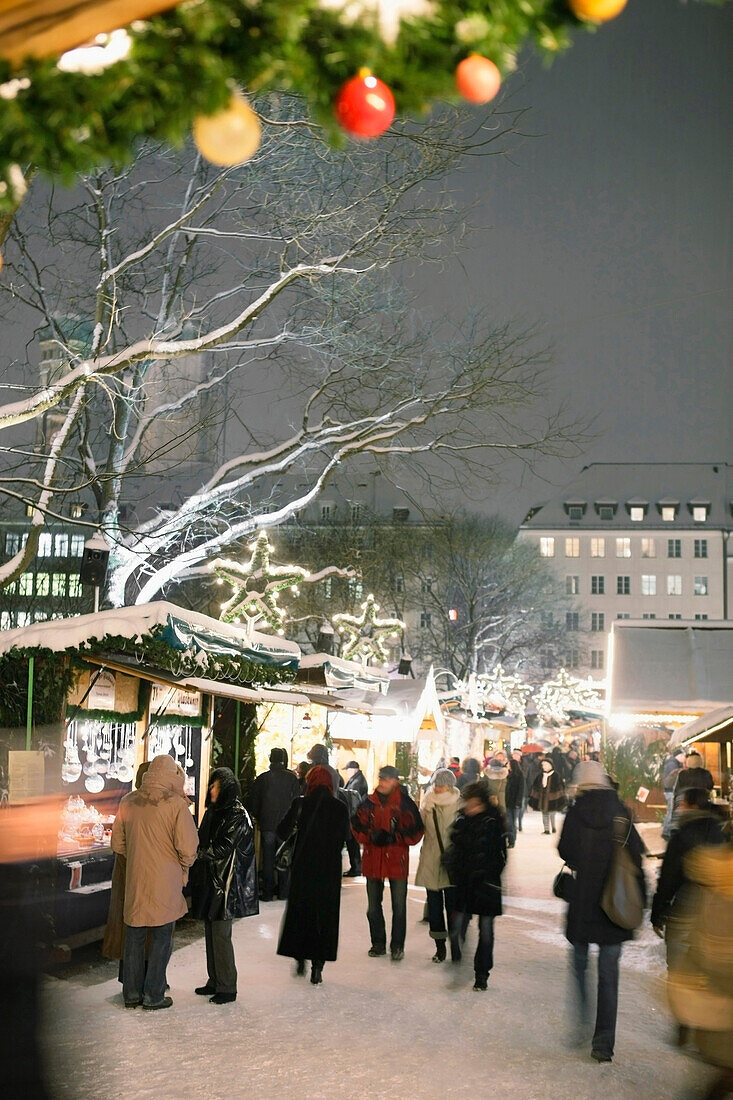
[44,811,707,1099]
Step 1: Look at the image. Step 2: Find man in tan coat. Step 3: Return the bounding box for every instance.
[111,754,199,1009]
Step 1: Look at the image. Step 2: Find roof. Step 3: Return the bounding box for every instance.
[669,705,733,747]
[520,462,731,530]
[608,621,733,713]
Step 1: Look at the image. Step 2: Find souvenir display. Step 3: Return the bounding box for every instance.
[57,795,113,854]
[62,720,137,791]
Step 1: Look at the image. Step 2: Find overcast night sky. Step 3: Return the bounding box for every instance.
[409,0,733,519]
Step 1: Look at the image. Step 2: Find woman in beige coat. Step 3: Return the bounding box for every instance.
[111,754,199,1009]
[415,769,461,962]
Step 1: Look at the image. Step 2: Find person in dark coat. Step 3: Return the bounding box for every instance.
[276,765,349,985]
[651,787,726,971]
[673,751,715,806]
[190,767,258,1004]
[558,760,645,1064]
[342,761,368,877]
[661,747,686,840]
[529,756,567,833]
[351,765,424,961]
[456,757,482,792]
[247,748,300,901]
[506,752,526,845]
[442,781,507,991]
[306,743,343,795]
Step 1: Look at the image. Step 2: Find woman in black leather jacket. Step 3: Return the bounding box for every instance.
[190,767,258,1004]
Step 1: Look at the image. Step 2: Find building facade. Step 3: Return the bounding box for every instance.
[518,463,733,680]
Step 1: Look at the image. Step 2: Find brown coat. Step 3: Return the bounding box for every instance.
[111,754,199,927]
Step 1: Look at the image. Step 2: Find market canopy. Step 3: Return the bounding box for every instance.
[669,706,733,748]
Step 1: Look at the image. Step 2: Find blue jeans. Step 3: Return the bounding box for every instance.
[452,910,494,977]
[123,922,174,1006]
[425,887,456,940]
[571,943,622,1058]
[366,878,407,951]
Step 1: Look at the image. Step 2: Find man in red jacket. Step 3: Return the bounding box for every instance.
[350,765,424,961]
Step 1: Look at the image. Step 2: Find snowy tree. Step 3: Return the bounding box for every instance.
[0,98,579,609]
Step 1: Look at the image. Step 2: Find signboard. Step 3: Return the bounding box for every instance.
[87,668,116,710]
[149,682,201,718]
[8,750,45,802]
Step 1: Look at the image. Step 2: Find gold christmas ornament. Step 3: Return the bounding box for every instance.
[193,92,262,167]
[568,0,628,23]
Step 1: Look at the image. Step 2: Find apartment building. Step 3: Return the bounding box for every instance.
[518,463,732,680]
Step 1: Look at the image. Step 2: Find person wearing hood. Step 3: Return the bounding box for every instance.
[276,765,350,985]
[456,758,482,792]
[415,769,462,962]
[558,760,645,1063]
[111,754,199,1010]
[189,768,258,1004]
[306,743,343,796]
[247,747,300,901]
[529,756,567,834]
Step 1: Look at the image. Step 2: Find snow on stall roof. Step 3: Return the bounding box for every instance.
[0,601,301,659]
[181,676,310,707]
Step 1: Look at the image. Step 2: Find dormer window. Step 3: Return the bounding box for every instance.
[661,507,675,522]
[629,507,644,522]
[568,506,583,522]
[689,502,710,523]
[598,506,613,521]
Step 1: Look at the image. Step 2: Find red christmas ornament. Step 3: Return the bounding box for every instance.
[455,55,502,104]
[335,69,396,138]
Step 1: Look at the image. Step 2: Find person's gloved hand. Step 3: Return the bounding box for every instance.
[369,829,394,846]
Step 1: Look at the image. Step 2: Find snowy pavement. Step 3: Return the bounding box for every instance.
[44,812,708,1100]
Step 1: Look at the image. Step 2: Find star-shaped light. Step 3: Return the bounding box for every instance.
[533,669,603,724]
[211,531,308,631]
[333,594,405,664]
[478,664,532,717]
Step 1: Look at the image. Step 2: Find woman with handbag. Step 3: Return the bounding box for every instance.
[189,767,258,1004]
[276,764,349,985]
[415,769,461,963]
[557,760,645,1064]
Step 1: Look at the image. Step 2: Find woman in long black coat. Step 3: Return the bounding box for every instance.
[190,767,258,1004]
[442,781,507,991]
[276,764,349,985]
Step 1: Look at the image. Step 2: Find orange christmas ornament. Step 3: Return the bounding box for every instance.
[455,54,502,103]
[193,92,261,167]
[335,70,396,138]
[568,0,628,23]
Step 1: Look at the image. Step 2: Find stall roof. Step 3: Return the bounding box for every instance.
[608,622,733,713]
[669,705,733,747]
[297,653,389,692]
[180,677,310,708]
[0,601,300,668]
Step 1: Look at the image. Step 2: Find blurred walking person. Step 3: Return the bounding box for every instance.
[558,760,645,1063]
[247,747,299,901]
[442,781,507,990]
[456,757,482,792]
[342,760,368,877]
[529,756,566,834]
[506,750,527,842]
[415,769,461,962]
[277,765,349,985]
[190,768,258,1004]
[660,746,686,841]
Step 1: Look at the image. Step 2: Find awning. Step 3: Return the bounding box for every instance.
[669,705,733,747]
[180,677,310,707]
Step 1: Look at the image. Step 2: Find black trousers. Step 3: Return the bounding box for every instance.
[205,918,237,994]
[345,833,362,873]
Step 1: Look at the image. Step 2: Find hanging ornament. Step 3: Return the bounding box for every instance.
[335,70,395,138]
[333,593,405,664]
[455,55,502,104]
[568,0,628,23]
[193,92,262,167]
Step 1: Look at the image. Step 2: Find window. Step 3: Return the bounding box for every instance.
[566,649,580,669]
[35,572,50,596]
[320,504,332,521]
[420,611,432,629]
[350,503,362,524]
[615,537,631,558]
[540,648,553,671]
[424,542,434,562]
[617,613,630,619]
[695,614,708,621]
[0,612,11,630]
[568,505,583,521]
[70,534,85,557]
[591,650,604,670]
[38,532,52,557]
[590,538,605,558]
[566,612,579,632]
[641,538,656,558]
[629,506,644,522]
[591,613,605,632]
[25,503,34,518]
[421,578,432,594]
[692,506,708,523]
[669,613,682,620]
[566,575,580,595]
[694,539,708,559]
[395,577,405,594]
[70,502,85,519]
[347,578,363,601]
[33,611,48,622]
[661,506,676,522]
[591,575,605,595]
[641,574,657,596]
[667,539,681,558]
[617,576,630,595]
[68,575,82,597]
[565,537,580,558]
[322,577,332,599]
[667,575,682,596]
[539,537,555,557]
[598,506,614,522]
[694,576,708,596]
[642,613,657,620]
[5,532,21,555]
[54,533,69,556]
[19,573,33,596]
[17,612,31,627]
[52,573,67,596]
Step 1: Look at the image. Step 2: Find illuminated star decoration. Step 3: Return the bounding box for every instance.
[211,531,309,632]
[333,594,405,664]
[478,664,532,718]
[533,669,604,724]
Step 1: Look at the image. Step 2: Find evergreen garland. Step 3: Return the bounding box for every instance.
[0,648,75,727]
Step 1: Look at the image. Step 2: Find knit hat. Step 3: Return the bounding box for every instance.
[574,760,612,790]
[344,760,361,771]
[378,765,399,780]
[432,768,457,788]
[305,764,334,795]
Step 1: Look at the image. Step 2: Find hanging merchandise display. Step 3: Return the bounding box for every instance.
[333,594,405,665]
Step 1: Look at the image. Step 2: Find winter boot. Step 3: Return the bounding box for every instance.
[473,974,488,991]
[432,940,447,963]
[310,962,323,985]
